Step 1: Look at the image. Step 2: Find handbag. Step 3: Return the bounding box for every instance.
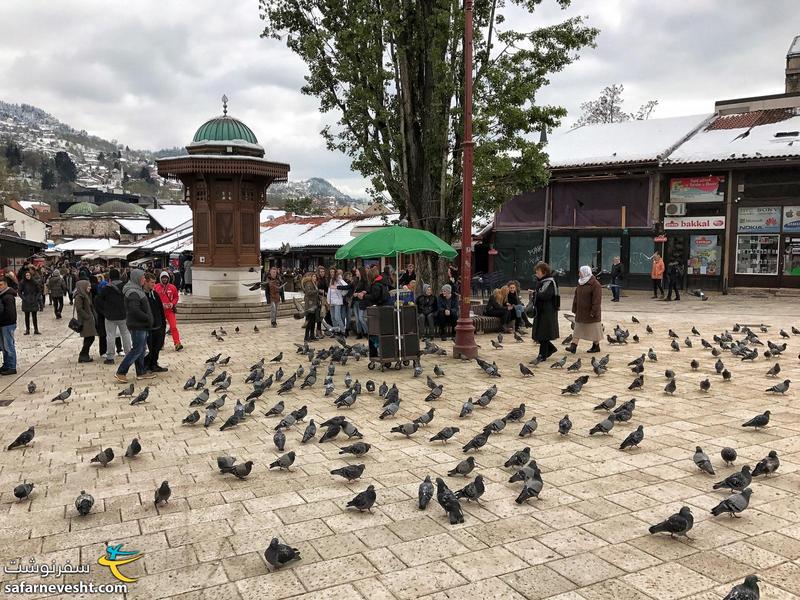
[68,302,82,333]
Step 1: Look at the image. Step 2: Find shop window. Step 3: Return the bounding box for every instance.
[784,237,800,276]
[578,237,598,269]
[629,237,655,274]
[601,238,621,272]
[548,237,570,274]
[736,235,779,275]
[688,235,720,276]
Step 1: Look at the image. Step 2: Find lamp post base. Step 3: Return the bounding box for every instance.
[453,317,478,360]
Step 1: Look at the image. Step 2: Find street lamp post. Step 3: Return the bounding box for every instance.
[453,0,478,360]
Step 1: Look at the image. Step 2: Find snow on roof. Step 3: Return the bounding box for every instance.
[260,223,315,250]
[664,111,800,164]
[293,219,351,247]
[790,34,800,56]
[260,209,286,222]
[546,114,713,168]
[146,205,192,230]
[137,219,193,253]
[18,200,49,210]
[115,219,150,235]
[54,238,119,253]
[314,221,363,247]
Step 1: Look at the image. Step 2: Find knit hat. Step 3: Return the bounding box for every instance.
[160,271,170,281]
[441,284,452,294]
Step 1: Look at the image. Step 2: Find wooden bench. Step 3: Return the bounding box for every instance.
[469,304,503,334]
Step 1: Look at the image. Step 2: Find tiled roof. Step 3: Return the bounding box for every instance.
[706,109,794,130]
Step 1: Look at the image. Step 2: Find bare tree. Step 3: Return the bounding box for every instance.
[575,84,658,126]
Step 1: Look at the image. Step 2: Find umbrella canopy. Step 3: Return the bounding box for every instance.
[335,225,457,260]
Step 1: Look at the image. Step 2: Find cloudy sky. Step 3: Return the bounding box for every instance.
[0,1,797,196]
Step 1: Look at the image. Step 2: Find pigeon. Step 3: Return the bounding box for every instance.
[378,381,388,397]
[455,475,485,502]
[713,466,752,492]
[319,424,341,443]
[265,537,301,571]
[390,422,419,437]
[462,431,490,452]
[519,417,538,437]
[561,380,584,395]
[690,359,700,371]
[721,447,737,466]
[671,339,680,352]
[6,426,35,450]
[508,459,541,483]
[475,394,493,408]
[459,398,475,418]
[711,488,752,518]
[628,375,644,390]
[418,475,434,510]
[594,396,617,411]
[190,389,210,406]
[668,329,679,338]
[752,450,779,477]
[204,406,218,428]
[504,447,531,469]
[90,447,115,467]
[50,387,72,403]
[515,472,544,503]
[742,411,770,430]
[342,421,363,439]
[664,378,676,395]
[550,356,567,369]
[211,371,228,386]
[75,490,94,516]
[684,337,693,348]
[692,326,700,336]
[589,415,616,435]
[558,415,572,435]
[491,339,503,349]
[13,481,34,501]
[433,364,445,377]
[219,412,241,431]
[519,363,534,377]
[223,460,254,479]
[430,426,459,443]
[424,385,443,402]
[275,367,285,382]
[339,442,371,456]
[154,481,171,506]
[346,485,376,512]
[766,363,781,377]
[130,386,149,405]
[646,325,653,334]
[448,456,476,477]
[124,438,141,459]
[693,446,715,475]
[379,402,400,420]
[182,410,200,425]
[483,417,507,435]
[413,363,423,377]
[275,414,297,430]
[619,425,644,450]
[265,400,285,417]
[435,478,464,524]
[300,420,317,443]
[765,379,791,394]
[254,325,260,333]
[270,352,283,363]
[26,381,36,394]
[330,463,365,482]
[722,575,759,600]
[269,452,295,471]
[273,429,286,452]
[700,378,711,392]
[664,369,675,379]
[648,506,694,538]
[715,359,725,374]
[632,316,640,323]
[567,358,582,372]
[722,368,732,381]
[208,394,227,410]
[118,383,134,397]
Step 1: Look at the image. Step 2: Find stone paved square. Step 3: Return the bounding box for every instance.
[1,292,799,599]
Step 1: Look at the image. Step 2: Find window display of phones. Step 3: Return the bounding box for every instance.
[735,234,779,275]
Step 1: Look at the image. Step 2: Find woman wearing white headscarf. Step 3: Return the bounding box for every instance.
[567,265,602,353]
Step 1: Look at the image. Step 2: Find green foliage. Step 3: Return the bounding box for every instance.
[282,196,324,215]
[259,0,598,240]
[40,165,56,190]
[54,151,77,183]
[3,140,23,169]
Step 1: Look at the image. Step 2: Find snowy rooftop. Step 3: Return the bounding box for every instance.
[546,114,713,168]
[260,223,315,250]
[260,209,286,223]
[137,219,193,253]
[54,238,119,253]
[146,205,192,230]
[664,110,800,164]
[115,219,150,235]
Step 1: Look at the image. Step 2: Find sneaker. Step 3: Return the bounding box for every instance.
[138,371,156,380]
[114,373,129,384]
[78,355,93,363]
[0,367,17,375]
[175,344,184,352]
[117,351,125,357]
[103,358,114,365]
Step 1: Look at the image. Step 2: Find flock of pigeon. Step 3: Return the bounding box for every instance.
[5,315,798,598]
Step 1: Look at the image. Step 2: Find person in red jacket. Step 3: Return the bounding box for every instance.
[155,271,183,351]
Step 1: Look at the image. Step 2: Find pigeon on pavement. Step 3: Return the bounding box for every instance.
[418,475,434,509]
[455,475,485,502]
[693,447,715,475]
[713,466,752,491]
[589,415,616,435]
[752,450,779,477]
[648,506,694,538]
[462,431,490,452]
[448,456,476,477]
[6,426,35,450]
[269,452,296,471]
[594,396,617,411]
[124,438,141,458]
[742,411,770,430]
[619,425,644,450]
[154,481,171,506]
[519,417,538,437]
[330,463,365,482]
[722,575,760,600]
[13,481,34,501]
[765,379,790,394]
[75,490,94,516]
[435,478,464,524]
[265,538,301,570]
[90,448,115,467]
[558,415,572,435]
[50,387,72,403]
[711,488,752,518]
[721,447,737,466]
[26,381,36,394]
[390,422,419,437]
[339,441,371,456]
[347,485,376,512]
[504,447,531,469]
[429,427,459,443]
[273,429,286,452]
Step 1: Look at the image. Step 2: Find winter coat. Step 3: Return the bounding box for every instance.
[531,276,559,342]
[123,269,153,331]
[651,258,665,280]
[264,277,281,304]
[365,276,391,306]
[571,276,602,324]
[327,279,345,306]
[19,278,41,313]
[666,261,682,284]
[302,279,319,314]
[74,291,98,337]
[398,270,416,287]
[484,294,509,318]
[155,281,180,313]
[147,291,166,330]
[0,286,17,327]
[352,279,368,310]
[610,263,624,286]
[183,260,193,284]
[96,280,126,321]
[416,294,437,316]
[436,293,459,317]
[47,273,66,297]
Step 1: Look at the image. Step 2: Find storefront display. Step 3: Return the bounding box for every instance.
[782,207,800,232]
[688,235,719,275]
[737,206,781,233]
[736,234,779,275]
[669,176,725,203]
[784,237,800,276]
[629,237,655,274]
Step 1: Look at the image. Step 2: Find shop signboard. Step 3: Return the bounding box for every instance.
[783,206,800,232]
[688,235,719,275]
[737,206,781,233]
[663,216,725,230]
[669,176,725,203]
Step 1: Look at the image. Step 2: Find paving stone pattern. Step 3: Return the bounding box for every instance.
[0,293,799,599]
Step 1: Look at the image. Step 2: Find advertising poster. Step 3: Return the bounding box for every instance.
[688,235,719,275]
[669,176,725,203]
[783,206,800,232]
[737,206,781,233]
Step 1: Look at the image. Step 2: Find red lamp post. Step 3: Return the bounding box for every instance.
[453,0,479,360]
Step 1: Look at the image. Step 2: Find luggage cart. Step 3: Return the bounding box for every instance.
[366,305,421,371]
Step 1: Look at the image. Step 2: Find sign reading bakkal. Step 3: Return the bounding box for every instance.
[663,216,726,230]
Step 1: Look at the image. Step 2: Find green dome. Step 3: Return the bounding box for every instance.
[192,115,258,145]
[97,200,147,215]
[65,201,98,216]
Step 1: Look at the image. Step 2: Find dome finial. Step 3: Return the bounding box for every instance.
[222,94,228,116]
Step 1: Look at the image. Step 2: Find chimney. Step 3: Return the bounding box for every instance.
[787,35,800,93]
[539,127,548,145]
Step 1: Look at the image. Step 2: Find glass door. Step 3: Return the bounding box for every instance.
[781,235,800,287]
[600,237,621,274]
[578,237,599,270]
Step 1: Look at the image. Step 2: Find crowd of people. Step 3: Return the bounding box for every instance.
[0,259,184,377]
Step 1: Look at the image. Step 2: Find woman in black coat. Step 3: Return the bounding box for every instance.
[19,271,41,335]
[531,262,560,363]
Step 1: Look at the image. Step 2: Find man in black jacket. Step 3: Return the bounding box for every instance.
[143,272,167,373]
[115,268,154,383]
[0,277,18,375]
[610,257,624,302]
[96,268,131,365]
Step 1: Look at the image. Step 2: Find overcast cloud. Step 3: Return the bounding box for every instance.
[0,0,797,196]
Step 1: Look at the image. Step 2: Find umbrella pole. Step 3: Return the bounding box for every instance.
[396,252,402,362]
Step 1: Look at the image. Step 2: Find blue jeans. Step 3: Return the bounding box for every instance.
[331,304,345,330]
[117,329,148,376]
[355,307,367,334]
[513,304,525,318]
[0,324,17,370]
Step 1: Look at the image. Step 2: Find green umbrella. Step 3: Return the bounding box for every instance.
[335,225,457,260]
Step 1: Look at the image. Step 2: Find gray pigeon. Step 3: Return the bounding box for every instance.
[265,400,285,417]
[558,415,572,435]
[448,456,476,477]
[515,473,544,503]
[339,442,371,456]
[619,425,644,450]
[347,485,376,512]
[713,466,752,491]
[130,386,149,405]
[124,438,141,458]
[722,575,760,600]
[765,379,790,394]
[154,481,171,506]
[589,415,615,435]
[711,488,752,517]
[594,396,617,411]
[224,461,254,479]
[462,431,490,452]
[204,406,218,428]
[459,399,475,418]
[418,475,434,509]
[75,490,94,516]
[648,506,694,538]
[693,446,715,475]
[217,456,237,471]
[721,447,737,466]
[273,429,286,451]
[90,447,115,467]
[27,381,36,394]
[752,450,779,477]
[50,387,72,403]
[413,408,436,426]
[265,537,301,571]
[269,451,296,470]
[504,447,531,469]
[330,463,365,482]
[508,460,540,483]
[341,421,363,439]
[13,481,34,501]
[190,388,210,406]
[455,475,485,502]
[435,478,464,524]
[7,426,35,450]
[301,420,317,443]
[429,426,459,443]
[518,417,538,437]
[390,422,418,437]
[742,411,770,430]
[118,383,134,397]
[182,410,200,425]
[219,412,241,431]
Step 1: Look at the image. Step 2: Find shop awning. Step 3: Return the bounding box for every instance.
[83,245,140,260]
[0,232,46,258]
